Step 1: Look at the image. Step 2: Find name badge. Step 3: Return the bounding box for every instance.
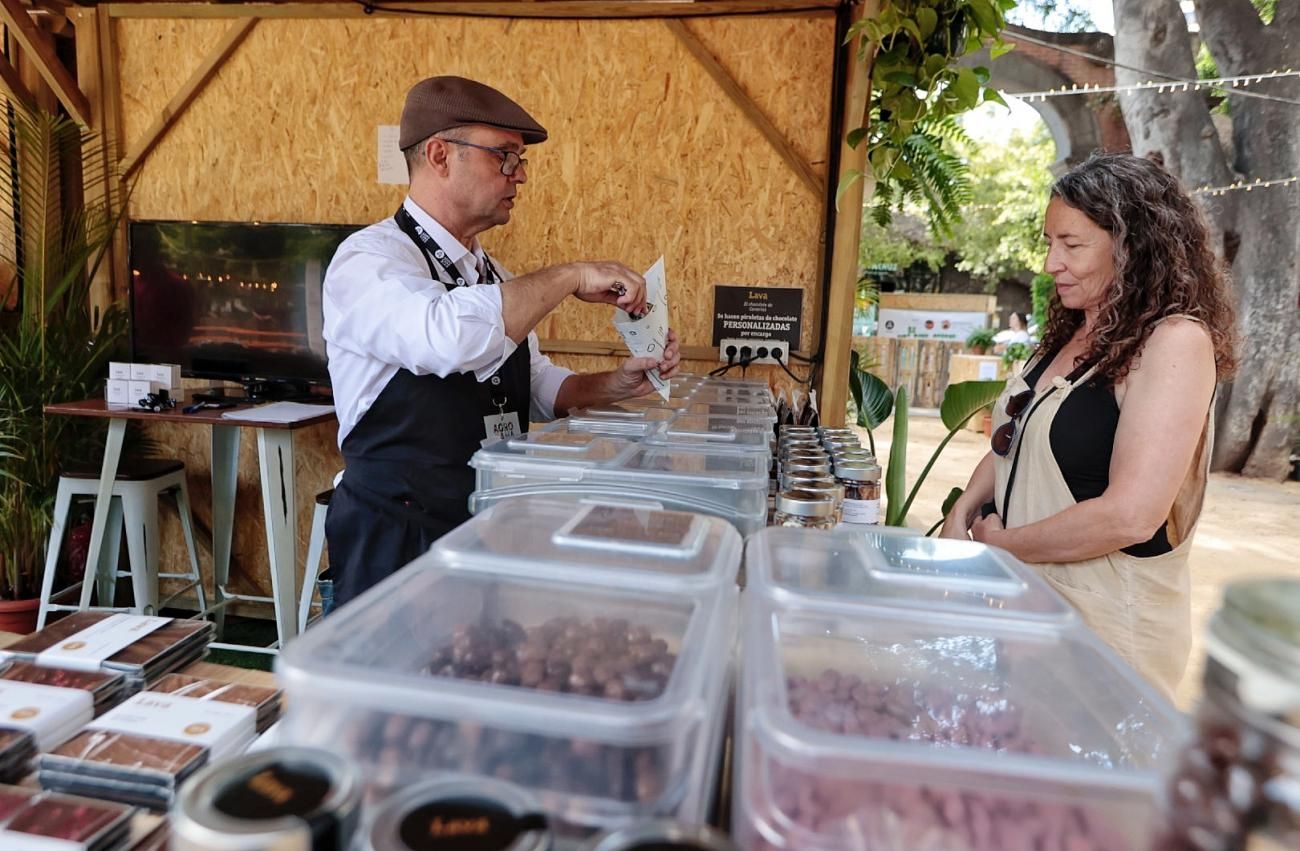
[482,411,522,447]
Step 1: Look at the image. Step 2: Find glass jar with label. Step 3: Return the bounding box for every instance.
[780,450,829,470]
[833,461,881,525]
[172,746,363,851]
[823,439,861,455]
[1153,578,1300,851]
[364,775,551,851]
[783,477,843,522]
[780,461,831,491]
[772,490,837,530]
[832,449,875,470]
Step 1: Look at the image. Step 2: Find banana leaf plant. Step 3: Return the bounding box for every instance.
[847,350,1004,531]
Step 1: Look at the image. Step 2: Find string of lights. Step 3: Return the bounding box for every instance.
[1006,30,1300,108]
[1013,69,1300,102]
[1192,175,1300,196]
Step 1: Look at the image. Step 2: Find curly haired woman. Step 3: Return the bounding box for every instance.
[941,153,1237,699]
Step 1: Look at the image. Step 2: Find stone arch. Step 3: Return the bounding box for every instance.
[964,26,1131,172]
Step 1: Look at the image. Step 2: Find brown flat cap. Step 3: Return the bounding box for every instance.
[399,76,548,149]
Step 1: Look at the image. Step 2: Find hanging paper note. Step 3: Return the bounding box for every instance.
[613,256,671,401]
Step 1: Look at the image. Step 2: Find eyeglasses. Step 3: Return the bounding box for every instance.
[439,139,527,176]
[991,388,1035,457]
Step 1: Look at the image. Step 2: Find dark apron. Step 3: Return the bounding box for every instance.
[326,209,531,607]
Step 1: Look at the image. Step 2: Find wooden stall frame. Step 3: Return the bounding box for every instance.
[62,0,867,407]
[815,0,876,427]
[105,0,841,19]
[0,0,90,125]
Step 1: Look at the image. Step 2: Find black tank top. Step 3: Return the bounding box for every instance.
[1022,353,1172,557]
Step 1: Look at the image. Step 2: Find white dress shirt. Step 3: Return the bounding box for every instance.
[323,197,574,445]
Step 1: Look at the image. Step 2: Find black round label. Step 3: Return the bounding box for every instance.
[213,761,333,821]
[397,797,546,851]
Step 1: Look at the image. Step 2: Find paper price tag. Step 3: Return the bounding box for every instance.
[613,256,671,401]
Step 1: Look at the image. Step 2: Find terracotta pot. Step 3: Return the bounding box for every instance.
[0,597,40,635]
[982,410,994,438]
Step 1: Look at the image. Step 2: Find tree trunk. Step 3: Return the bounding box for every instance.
[1111,0,1300,479]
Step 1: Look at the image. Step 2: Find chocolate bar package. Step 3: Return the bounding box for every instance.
[0,728,36,784]
[41,729,208,789]
[1,612,213,690]
[0,783,134,849]
[0,661,126,716]
[147,673,282,732]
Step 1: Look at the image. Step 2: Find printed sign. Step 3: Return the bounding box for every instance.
[876,308,988,341]
[712,286,802,348]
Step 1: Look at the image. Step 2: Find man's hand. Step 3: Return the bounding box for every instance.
[570,262,647,316]
[610,328,682,399]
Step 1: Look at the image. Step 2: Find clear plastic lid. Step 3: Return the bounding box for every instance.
[746,526,1075,623]
[618,446,769,483]
[278,564,722,744]
[646,416,772,453]
[495,432,635,466]
[532,418,656,440]
[741,599,1185,831]
[684,402,776,423]
[570,405,678,423]
[432,497,742,593]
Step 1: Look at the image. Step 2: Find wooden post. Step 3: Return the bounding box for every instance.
[816,0,877,427]
[73,7,115,322]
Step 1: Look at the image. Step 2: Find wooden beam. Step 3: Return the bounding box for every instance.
[0,52,36,111]
[815,0,876,427]
[121,17,258,177]
[0,0,90,124]
[107,0,840,19]
[665,18,824,199]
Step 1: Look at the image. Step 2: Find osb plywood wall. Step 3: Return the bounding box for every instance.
[116,12,836,604]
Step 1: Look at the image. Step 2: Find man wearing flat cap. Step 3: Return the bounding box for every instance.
[322,75,681,607]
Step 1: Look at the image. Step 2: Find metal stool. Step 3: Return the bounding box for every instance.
[297,488,333,631]
[38,458,206,629]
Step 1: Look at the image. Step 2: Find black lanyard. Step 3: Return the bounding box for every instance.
[394,206,499,288]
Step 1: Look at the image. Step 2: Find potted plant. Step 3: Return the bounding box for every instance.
[965,327,996,355]
[0,103,128,632]
[1002,341,1034,374]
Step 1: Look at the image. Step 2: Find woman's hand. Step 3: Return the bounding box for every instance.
[970,512,1006,547]
[938,505,972,539]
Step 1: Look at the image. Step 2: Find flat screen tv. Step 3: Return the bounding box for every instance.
[129,220,359,398]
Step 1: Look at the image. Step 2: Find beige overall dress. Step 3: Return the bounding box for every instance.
[992,341,1212,700]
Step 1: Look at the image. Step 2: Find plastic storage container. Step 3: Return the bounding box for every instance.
[746,527,1075,624]
[432,497,742,594]
[471,440,769,535]
[735,598,1184,851]
[276,563,735,837]
[645,415,772,455]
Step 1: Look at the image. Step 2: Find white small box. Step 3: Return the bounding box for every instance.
[129,364,151,381]
[108,362,131,380]
[106,378,131,408]
[146,363,182,389]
